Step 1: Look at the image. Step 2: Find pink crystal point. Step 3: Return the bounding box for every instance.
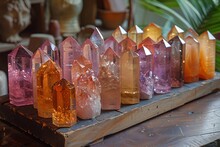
[120,50,140,104]
[104,36,121,56]
[40,40,60,66]
[81,39,100,76]
[90,27,105,54]
[112,26,127,43]
[198,31,216,80]
[60,36,81,82]
[168,36,185,87]
[135,46,154,99]
[98,48,121,110]
[153,39,171,94]
[37,59,62,118]
[128,25,143,46]
[184,36,200,83]
[76,69,101,119]
[32,49,50,109]
[71,55,92,84]
[8,45,33,106]
[119,37,137,54]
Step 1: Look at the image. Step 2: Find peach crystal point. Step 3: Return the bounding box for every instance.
[167,25,184,40]
[112,26,127,43]
[118,37,136,54]
[128,25,143,46]
[143,23,162,42]
[198,31,216,79]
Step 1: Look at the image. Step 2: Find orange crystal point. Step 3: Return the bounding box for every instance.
[184,28,199,39]
[120,50,140,104]
[128,25,143,46]
[143,23,162,42]
[198,31,216,79]
[37,59,62,118]
[167,25,184,40]
[112,26,127,43]
[119,37,137,53]
[52,78,77,127]
[138,37,155,54]
[184,36,200,83]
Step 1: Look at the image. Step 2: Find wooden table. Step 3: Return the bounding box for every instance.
[1,91,220,146]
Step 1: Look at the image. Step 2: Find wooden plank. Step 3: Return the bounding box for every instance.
[0,72,220,147]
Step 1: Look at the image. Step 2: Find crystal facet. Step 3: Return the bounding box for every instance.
[154,39,171,94]
[119,37,137,54]
[32,49,50,108]
[82,39,100,76]
[184,28,199,40]
[52,78,77,127]
[98,48,121,110]
[168,36,185,87]
[8,45,33,106]
[135,46,154,99]
[120,50,140,104]
[198,31,216,79]
[76,69,101,119]
[167,25,184,40]
[112,26,127,43]
[128,25,143,46]
[40,40,60,66]
[60,36,81,82]
[90,27,105,55]
[104,36,120,56]
[184,36,200,83]
[37,59,62,118]
[143,23,162,42]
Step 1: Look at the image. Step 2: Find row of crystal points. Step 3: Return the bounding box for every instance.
[8,23,216,127]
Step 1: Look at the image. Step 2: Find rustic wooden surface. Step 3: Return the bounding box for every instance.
[0,73,220,147]
[92,91,220,147]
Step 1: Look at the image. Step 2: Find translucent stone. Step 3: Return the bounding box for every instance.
[135,46,154,99]
[52,78,77,127]
[76,69,101,119]
[184,36,200,83]
[81,39,100,76]
[184,28,199,40]
[168,36,185,87]
[37,59,62,118]
[143,23,162,42]
[198,31,216,79]
[167,25,184,40]
[90,27,105,55]
[120,50,140,104]
[32,49,50,109]
[104,36,120,56]
[71,55,92,84]
[60,36,81,82]
[119,37,136,55]
[128,25,143,46]
[8,45,33,106]
[157,35,165,43]
[112,26,127,43]
[154,39,171,94]
[98,48,121,110]
[40,40,60,66]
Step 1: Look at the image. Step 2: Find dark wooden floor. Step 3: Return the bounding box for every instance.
[1,91,220,146]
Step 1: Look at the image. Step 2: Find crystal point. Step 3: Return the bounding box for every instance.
[104,36,120,56]
[143,23,162,42]
[184,36,199,83]
[37,59,62,118]
[135,46,154,99]
[98,48,121,110]
[52,78,77,127]
[128,25,143,46]
[90,27,105,54]
[154,39,171,94]
[60,36,81,82]
[8,45,33,106]
[168,36,185,87]
[167,25,184,40]
[119,37,136,54]
[198,31,216,79]
[120,50,140,104]
[112,26,127,43]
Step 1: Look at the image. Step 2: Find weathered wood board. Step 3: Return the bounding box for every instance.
[0,72,220,147]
